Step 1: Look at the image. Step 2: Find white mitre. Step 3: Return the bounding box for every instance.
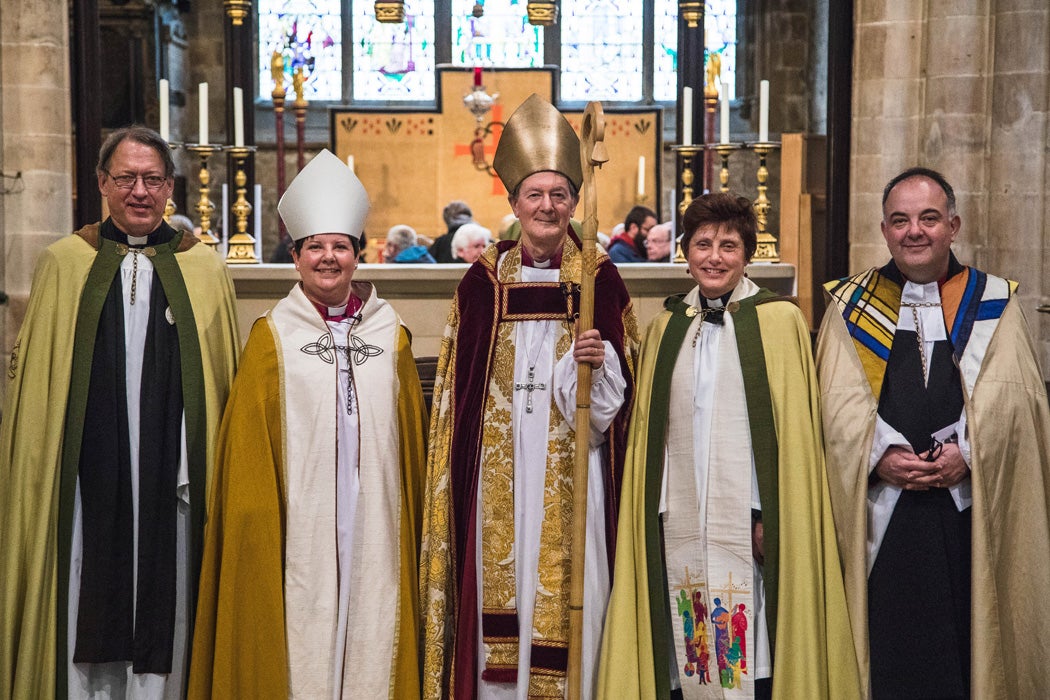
[278,149,370,241]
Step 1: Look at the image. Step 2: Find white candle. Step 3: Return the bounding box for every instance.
[198,82,209,146]
[682,87,693,146]
[759,79,769,143]
[233,87,245,147]
[347,155,355,173]
[159,79,170,142]
[720,81,730,144]
[637,156,645,197]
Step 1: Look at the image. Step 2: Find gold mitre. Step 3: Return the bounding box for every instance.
[493,93,582,194]
[278,149,370,241]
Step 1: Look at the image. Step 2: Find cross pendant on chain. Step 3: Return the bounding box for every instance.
[514,365,547,414]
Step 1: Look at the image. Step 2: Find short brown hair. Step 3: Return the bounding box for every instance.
[681,192,758,261]
[97,125,175,178]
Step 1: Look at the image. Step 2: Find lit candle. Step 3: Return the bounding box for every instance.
[759,79,769,143]
[347,155,355,173]
[720,81,730,144]
[198,82,209,146]
[233,87,245,148]
[637,155,646,197]
[682,87,693,146]
[474,66,483,88]
[159,79,170,142]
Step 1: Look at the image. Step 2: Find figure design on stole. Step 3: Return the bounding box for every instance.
[675,582,712,684]
[711,597,748,688]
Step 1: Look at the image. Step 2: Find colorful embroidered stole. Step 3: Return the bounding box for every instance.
[824,261,1018,398]
[648,283,781,699]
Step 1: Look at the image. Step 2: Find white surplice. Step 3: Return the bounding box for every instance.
[67,246,191,700]
[476,263,628,700]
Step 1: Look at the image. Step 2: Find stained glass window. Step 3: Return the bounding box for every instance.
[258,1,342,102]
[653,0,679,101]
[560,2,643,102]
[451,0,543,67]
[352,0,436,101]
[706,0,738,100]
[256,2,737,106]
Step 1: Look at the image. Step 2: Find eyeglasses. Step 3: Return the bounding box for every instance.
[105,171,169,191]
[924,437,943,462]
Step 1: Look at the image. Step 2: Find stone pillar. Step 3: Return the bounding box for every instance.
[0,0,74,374]
[851,1,1050,376]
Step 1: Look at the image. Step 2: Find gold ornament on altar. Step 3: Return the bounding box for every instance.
[679,1,703,28]
[749,141,781,262]
[223,0,251,26]
[271,51,285,98]
[526,1,558,26]
[705,53,721,99]
[375,1,405,23]
[292,66,306,104]
[224,145,260,264]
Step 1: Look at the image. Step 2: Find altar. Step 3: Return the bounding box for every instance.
[228,262,796,356]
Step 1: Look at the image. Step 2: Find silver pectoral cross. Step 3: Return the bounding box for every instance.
[514,365,547,414]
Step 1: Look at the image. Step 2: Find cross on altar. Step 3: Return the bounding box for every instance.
[514,365,547,414]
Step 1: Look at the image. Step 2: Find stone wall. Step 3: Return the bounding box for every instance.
[0,0,74,372]
[851,0,1050,376]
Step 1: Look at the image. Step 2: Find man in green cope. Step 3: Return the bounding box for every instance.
[0,125,239,699]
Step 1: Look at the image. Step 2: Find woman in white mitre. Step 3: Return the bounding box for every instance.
[189,149,426,699]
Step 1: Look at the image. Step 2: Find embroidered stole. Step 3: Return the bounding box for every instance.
[663,287,756,698]
[480,243,579,697]
[824,262,1018,399]
[270,282,402,698]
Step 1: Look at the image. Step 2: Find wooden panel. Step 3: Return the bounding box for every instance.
[330,67,662,247]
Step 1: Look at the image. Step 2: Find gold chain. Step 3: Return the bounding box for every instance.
[129,250,139,305]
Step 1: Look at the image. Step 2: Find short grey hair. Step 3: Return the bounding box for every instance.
[451,222,492,256]
[385,224,418,254]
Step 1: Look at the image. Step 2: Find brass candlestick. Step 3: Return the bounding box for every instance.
[163,142,182,224]
[712,142,740,193]
[672,144,704,262]
[184,144,223,247]
[224,145,259,264]
[749,141,781,262]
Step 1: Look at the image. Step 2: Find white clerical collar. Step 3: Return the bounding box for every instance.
[127,235,149,247]
[701,295,727,309]
[327,303,348,316]
[898,280,946,341]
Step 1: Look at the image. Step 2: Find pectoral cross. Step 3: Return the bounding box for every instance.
[514,365,547,414]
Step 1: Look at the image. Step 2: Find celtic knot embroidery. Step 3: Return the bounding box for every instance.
[300,333,337,364]
[344,334,383,366]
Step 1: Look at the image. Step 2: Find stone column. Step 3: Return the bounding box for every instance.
[0,0,75,375]
[850,1,1050,375]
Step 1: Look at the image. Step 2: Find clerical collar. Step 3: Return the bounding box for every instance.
[313,294,362,323]
[101,217,176,247]
[521,244,562,269]
[882,252,964,288]
[700,290,733,309]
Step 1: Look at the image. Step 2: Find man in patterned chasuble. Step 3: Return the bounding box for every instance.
[598,193,860,700]
[0,126,239,699]
[188,150,426,699]
[419,93,638,699]
[817,167,1050,699]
